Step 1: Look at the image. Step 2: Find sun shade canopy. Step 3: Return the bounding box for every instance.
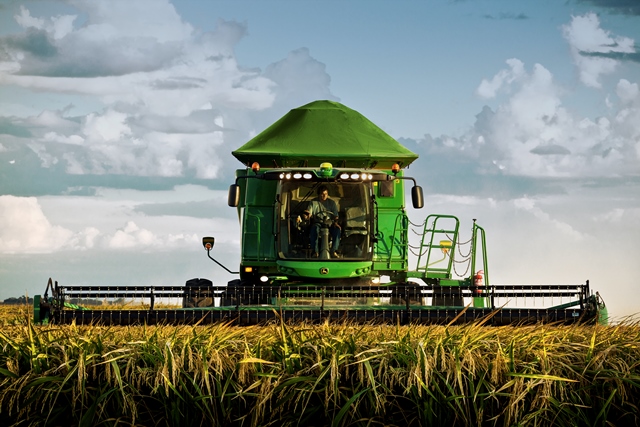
[232,100,418,169]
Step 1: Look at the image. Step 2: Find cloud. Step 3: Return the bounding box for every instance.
[483,12,529,20]
[83,109,131,142]
[562,13,635,88]
[6,2,189,77]
[408,53,640,182]
[529,144,571,155]
[0,195,79,253]
[262,47,336,108]
[471,61,580,177]
[0,194,209,254]
[14,5,76,40]
[107,221,155,248]
[107,220,201,249]
[575,0,640,16]
[0,2,337,184]
[0,117,32,137]
[477,58,525,99]
[616,78,639,105]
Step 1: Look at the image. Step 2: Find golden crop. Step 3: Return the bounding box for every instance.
[0,304,639,426]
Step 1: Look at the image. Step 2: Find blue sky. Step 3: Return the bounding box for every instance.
[0,0,639,319]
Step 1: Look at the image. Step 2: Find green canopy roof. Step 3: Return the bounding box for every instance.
[232,100,418,169]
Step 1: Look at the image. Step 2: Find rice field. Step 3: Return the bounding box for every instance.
[1,304,639,426]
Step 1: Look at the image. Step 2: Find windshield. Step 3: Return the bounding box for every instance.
[278,181,371,260]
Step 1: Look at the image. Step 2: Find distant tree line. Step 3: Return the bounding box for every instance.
[2,296,34,305]
[2,296,103,305]
[3,295,33,305]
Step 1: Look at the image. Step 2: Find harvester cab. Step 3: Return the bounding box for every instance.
[224,161,424,287]
[33,100,607,326]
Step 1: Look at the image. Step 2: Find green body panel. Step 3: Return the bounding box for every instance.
[242,207,275,261]
[277,260,372,279]
[237,172,278,263]
[371,176,409,274]
[233,100,418,169]
[439,279,461,287]
[235,165,411,284]
[598,304,609,326]
[472,297,487,308]
[33,294,42,324]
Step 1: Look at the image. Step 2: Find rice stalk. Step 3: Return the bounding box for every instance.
[1,311,640,426]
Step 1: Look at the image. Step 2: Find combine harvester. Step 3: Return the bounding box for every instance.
[34,101,607,326]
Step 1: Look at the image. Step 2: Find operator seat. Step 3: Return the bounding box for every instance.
[341,206,368,257]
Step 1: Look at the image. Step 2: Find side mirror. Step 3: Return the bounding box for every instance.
[411,185,424,209]
[202,236,215,250]
[228,184,240,207]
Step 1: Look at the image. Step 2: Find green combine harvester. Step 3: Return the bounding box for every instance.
[34,101,607,326]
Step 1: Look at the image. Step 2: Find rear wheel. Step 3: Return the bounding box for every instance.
[222,279,272,306]
[183,278,214,308]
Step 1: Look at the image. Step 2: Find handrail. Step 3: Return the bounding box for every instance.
[470,220,489,287]
[388,212,409,268]
[415,214,460,278]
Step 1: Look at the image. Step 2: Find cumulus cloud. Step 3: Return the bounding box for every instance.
[0,1,270,179]
[0,195,79,253]
[0,1,336,181]
[576,0,640,16]
[107,220,199,249]
[616,79,640,106]
[263,47,337,110]
[411,51,640,181]
[0,195,203,254]
[14,5,76,40]
[7,2,189,77]
[483,13,529,20]
[477,58,525,99]
[562,13,635,88]
[108,221,154,248]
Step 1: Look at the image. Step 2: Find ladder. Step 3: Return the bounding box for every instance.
[415,214,460,279]
[387,212,409,269]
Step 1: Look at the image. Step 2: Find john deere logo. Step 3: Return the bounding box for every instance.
[320,267,329,275]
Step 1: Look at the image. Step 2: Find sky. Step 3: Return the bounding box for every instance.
[0,0,638,320]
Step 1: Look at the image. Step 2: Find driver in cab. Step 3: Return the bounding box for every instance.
[302,185,341,258]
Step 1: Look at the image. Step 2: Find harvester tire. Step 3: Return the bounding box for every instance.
[222,279,267,306]
[183,278,215,308]
[221,279,241,306]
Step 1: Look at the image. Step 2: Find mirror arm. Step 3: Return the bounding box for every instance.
[388,174,417,186]
[206,249,239,274]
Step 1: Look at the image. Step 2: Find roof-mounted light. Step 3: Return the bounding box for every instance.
[391,163,400,175]
[251,162,260,173]
[319,162,333,177]
[293,173,302,179]
[303,173,312,179]
[340,173,349,180]
[350,173,360,180]
[279,173,285,179]
[285,173,291,179]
